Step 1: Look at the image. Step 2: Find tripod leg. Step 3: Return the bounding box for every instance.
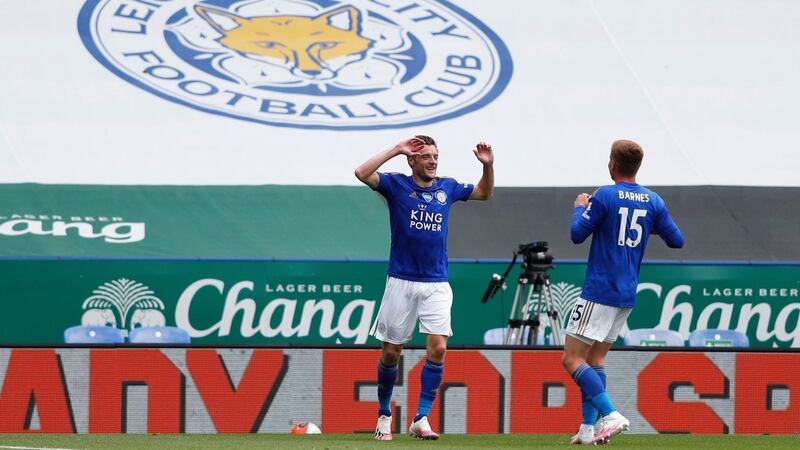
[542,280,562,345]
[531,285,544,346]
[518,283,537,345]
[505,282,524,345]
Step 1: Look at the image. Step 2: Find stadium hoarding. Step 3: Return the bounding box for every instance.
[0,347,796,434]
[0,184,390,259]
[0,260,798,348]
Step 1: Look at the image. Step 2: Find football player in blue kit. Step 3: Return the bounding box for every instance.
[564,140,684,445]
[354,136,494,440]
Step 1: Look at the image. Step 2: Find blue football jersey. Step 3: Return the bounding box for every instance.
[571,182,684,308]
[376,172,474,282]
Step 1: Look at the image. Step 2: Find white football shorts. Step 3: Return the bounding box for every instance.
[370,276,453,344]
[565,297,632,344]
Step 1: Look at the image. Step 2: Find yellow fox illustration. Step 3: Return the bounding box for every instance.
[194,4,374,80]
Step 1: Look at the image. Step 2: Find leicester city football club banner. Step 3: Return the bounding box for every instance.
[0,259,797,348]
[78,0,511,131]
[1,1,798,187]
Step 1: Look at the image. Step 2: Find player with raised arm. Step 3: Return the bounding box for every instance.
[354,136,494,441]
[563,140,684,445]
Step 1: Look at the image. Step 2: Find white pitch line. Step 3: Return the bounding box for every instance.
[0,445,82,450]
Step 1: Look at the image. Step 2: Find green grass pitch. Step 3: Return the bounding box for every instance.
[0,434,797,450]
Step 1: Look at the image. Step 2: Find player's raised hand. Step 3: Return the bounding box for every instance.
[574,193,591,208]
[473,141,494,165]
[396,137,425,156]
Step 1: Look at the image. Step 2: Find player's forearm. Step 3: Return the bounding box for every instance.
[354,146,401,185]
[662,226,685,248]
[472,163,494,200]
[657,212,685,248]
[570,207,592,244]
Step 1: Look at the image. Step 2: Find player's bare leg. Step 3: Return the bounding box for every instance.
[425,334,447,363]
[585,341,611,366]
[381,342,403,366]
[375,342,403,441]
[409,334,446,440]
[562,334,591,373]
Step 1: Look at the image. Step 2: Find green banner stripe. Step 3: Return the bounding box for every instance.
[0,183,389,258]
[0,260,797,349]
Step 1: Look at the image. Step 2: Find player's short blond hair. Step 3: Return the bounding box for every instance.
[611,140,643,177]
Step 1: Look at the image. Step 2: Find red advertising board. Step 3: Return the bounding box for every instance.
[0,348,796,434]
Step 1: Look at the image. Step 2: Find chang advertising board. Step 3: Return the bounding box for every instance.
[79,0,512,130]
[173,278,375,343]
[633,279,800,348]
[0,213,145,244]
[0,260,796,347]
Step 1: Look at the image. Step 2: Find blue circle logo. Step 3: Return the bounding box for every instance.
[79,0,513,130]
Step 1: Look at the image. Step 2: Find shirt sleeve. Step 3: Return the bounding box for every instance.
[375,172,397,199]
[571,192,607,244]
[654,204,685,248]
[449,179,474,202]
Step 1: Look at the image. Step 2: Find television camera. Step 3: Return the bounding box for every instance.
[481,241,562,346]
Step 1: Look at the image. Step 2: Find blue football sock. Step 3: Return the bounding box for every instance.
[414,359,443,422]
[581,390,598,425]
[592,365,607,389]
[581,365,607,425]
[572,363,615,417]
[589,392,615,417]
[377,359,398,417]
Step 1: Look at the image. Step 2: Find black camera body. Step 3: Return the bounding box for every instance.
[518,241,554,268]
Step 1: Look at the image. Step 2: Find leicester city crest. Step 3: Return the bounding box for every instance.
[78,0,513,130]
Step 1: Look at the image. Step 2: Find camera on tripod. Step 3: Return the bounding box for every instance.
[480,241,562,346]
[481,241,553,304]
[517,241,554,269]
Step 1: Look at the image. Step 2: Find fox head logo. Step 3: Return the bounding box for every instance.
[194,4,374,81]
[82,0,512,129]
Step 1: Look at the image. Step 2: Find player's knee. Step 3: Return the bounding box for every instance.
[586,355,605,366]
[561,352,578,371]
[381,345,402,365]
[427,343,447,361]
[382,352,400,366]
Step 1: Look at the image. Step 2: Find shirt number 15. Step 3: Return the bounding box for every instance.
[617,207,647,248]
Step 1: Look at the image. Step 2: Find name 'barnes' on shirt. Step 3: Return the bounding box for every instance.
[618,190,650,202]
